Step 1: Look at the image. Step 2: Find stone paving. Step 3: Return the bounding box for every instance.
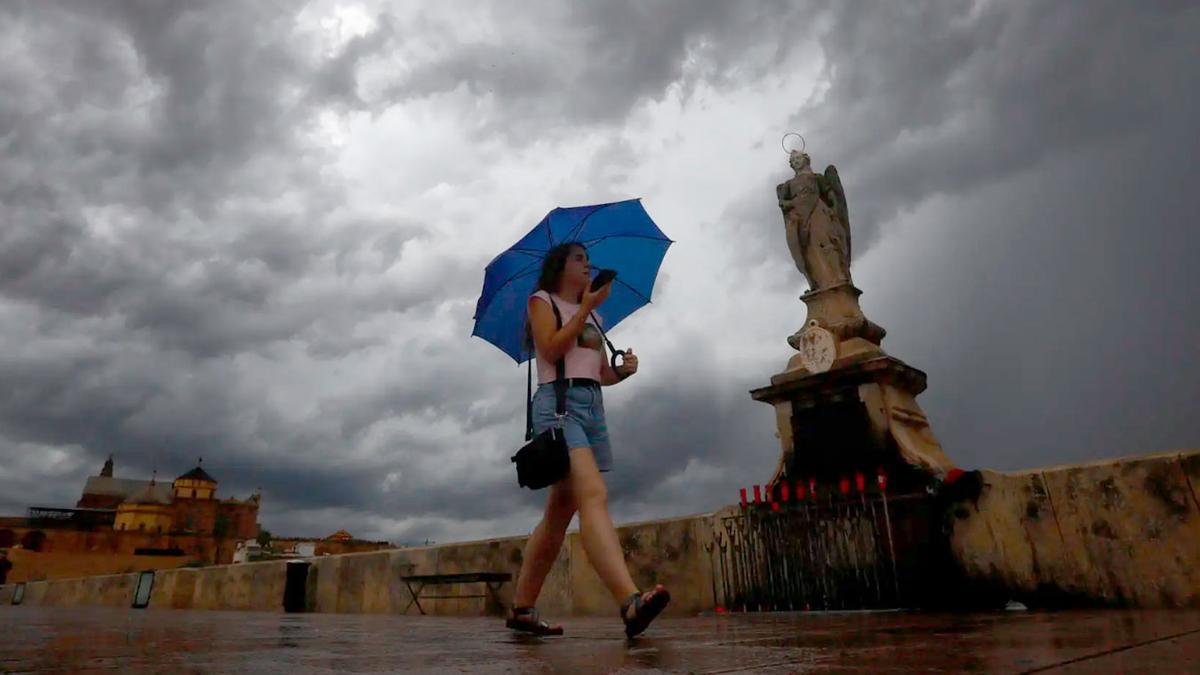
[2,607,1199,673]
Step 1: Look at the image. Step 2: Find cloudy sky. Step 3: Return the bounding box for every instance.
[2,0,1197,544]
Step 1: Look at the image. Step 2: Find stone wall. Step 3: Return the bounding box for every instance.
[3,451,1197,615]
[1,512,717,616]
[0,548,194,583]
[299,513,715,617]
[0,509,710,614]
[948,450,1200,608]
[217,500,261,541]
[0,526,233,565]
[1,570,140,608]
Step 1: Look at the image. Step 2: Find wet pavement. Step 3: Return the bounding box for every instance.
[2,607,1199,673]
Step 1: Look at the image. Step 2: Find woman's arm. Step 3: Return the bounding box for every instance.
[600,343,621,385]
[528,286,610,363]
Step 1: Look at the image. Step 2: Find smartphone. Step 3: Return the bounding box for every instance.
[590,269,617,292]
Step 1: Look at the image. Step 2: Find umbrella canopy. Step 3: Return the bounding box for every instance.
[472,199,673,363]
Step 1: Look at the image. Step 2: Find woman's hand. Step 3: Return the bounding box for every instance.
[615,348,638,379]
[581,280,612,310]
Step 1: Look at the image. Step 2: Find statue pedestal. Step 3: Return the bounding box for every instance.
[784,282,888,375]
[750,356,956,492]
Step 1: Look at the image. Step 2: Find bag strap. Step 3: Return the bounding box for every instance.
[525,296,566,441]
[525,353,534,441]
[552,300,567,417]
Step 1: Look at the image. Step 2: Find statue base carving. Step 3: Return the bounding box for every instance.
[751,355,957,493]
[782,282,888,376]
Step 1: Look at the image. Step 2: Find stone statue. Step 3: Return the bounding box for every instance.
[776,151,851,292]
[773,140,885,365]
[752,140,956,491]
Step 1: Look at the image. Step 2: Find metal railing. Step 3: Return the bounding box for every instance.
[707,475,928,612]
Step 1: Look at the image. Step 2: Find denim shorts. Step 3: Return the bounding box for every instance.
[531,383,612,472]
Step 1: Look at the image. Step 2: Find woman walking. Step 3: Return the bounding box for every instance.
[506,242,670,638]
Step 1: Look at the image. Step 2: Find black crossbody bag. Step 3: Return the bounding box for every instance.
[511,299,569,489]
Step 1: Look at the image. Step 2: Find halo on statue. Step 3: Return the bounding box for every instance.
[781,133,806,155]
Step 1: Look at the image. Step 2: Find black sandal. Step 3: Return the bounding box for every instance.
[506,606,564,636]
[620,585,670,638]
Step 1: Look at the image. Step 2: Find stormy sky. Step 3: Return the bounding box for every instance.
[1,0,1196,544]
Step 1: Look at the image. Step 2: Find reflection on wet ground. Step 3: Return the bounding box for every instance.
[2,607,1198,673]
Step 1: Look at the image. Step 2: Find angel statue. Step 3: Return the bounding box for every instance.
[776,149,852,292]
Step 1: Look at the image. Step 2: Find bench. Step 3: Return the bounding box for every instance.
[400,572,512,616]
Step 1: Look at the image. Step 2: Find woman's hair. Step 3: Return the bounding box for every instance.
[526,242,585,349]
[536,242,585,295]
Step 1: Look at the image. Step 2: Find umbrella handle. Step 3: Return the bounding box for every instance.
[610,349,626,371]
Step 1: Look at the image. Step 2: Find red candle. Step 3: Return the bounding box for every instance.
[739,487,747,507]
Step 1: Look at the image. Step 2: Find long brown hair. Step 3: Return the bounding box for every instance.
[526,242,585,350]
[536,242,585,300]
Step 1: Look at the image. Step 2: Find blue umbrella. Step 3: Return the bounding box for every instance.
[472,199,673,363]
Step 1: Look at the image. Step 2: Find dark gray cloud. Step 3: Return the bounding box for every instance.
[868,128,1200,470]
[0,0,454,528]
[0,0,1196,546]
[372,0,807,139]
[790,0,1198,252]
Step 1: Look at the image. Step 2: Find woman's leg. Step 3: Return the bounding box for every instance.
[567,446,642,604]
[512,479,577,609]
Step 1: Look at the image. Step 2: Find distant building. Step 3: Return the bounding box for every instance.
[112,480,173,533]
[269,530,392,557]
[232,540,264,564]
[77,458,173,510]
[0,456,261,565]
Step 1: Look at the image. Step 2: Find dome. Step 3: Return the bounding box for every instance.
[125,482,171,506]
[176,465,217,483]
